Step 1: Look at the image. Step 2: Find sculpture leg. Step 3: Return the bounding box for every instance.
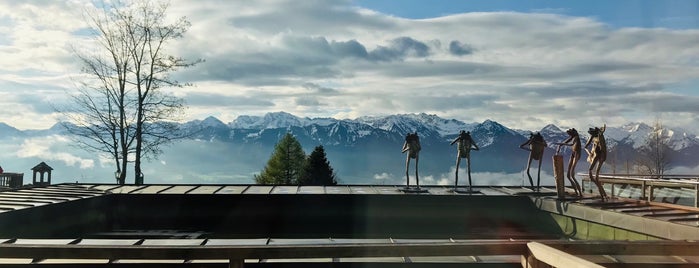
[569,156,582,196]
[405,156,411,187]
[525,157,535,190]
[595,161,607,199]
[414,155,420,189]
[589,159,605,199]
[536,158,542,191]
[467,157,473,191]
[454,157,461,189]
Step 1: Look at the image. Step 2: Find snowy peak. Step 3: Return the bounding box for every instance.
[356,114,436,136]
[475,119,517,136]
[621,122,652,133]
[0,122,24,137]
[230,112,309,129]
[539,124,568,149]
[201,116,227,128]
[604,122,699,150]
[540,124,562,134]
[468,119,521,148]
[408,113,476,136]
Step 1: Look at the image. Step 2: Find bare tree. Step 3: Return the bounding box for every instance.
[62,0,199,184]
[117,1,200,184]
[635,120,673,177]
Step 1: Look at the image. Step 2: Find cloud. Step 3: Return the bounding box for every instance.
[16,135,95,169]
[185,92,275,107]
[2,0,699,134]
[368,37,431,61]
[302,82,340,95]
[373,172,394,181]
[448,40,474,56]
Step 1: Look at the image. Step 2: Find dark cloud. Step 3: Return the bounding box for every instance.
[177,35,438,84]
[448,40,474,56]
[368,37,431,61]
[295,97,323,106]
[185,93,274,107]
[191,56,342,86]
[302,82,340,95]
[515,81,662,99]
[283,36,369,60]
[628,94,699,113]
[330,40,369,58]
[377,60,502,77]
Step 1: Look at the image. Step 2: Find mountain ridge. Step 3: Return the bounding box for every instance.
[1,112,698,184]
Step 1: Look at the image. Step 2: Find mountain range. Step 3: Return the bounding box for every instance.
[1,112,698,185]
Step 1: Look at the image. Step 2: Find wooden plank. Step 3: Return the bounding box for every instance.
[543,241,699,256]
[0,241,528,260]
[527,242,604,268]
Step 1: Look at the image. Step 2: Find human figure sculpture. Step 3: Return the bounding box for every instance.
[401,132,421,189]
[584,125,609,200]
[519,132,546,191]
[450,130,479,191]
[556,128,583,197]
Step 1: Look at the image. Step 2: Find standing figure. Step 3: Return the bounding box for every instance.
[450,130,479,191]
[401,132,421,189]
[584,125,608,200]
[556,128,583,196]
[519,132,546,191]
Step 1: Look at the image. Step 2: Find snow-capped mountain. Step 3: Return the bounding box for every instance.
[356,113,476,137]
[605,122,699,151]
[2,112,699,185]
[228,111,314,129]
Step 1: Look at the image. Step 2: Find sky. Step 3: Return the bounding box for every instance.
[1,0,699,132]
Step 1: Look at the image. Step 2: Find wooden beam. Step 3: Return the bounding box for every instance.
[527,242,604,268]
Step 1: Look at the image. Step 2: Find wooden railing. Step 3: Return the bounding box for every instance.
[1,240,699,267]
[0,173,23,189]
[580,173,699,207]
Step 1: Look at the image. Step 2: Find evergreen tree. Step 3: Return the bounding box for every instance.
[299,145,338,186]
[255,133,306,184]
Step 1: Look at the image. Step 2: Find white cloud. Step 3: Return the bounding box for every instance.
[16,135,95,169]
[373,172,393,181]
[1,0,698,133]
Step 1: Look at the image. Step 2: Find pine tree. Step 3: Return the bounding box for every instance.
[255,133,306,184]
[299,145,338,186]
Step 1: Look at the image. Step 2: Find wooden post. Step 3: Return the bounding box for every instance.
[648,185,654,202]
[610,183,615,198]
[641,181,646,200]
[694,184,699,208]
[229,259,244,268]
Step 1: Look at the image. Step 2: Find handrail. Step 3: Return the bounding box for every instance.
[579,173,699,207]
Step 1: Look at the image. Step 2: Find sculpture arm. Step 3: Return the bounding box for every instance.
[401,141,409,153]
[558,136,573,146]
[584,137,592,149]
[519,140,531,151]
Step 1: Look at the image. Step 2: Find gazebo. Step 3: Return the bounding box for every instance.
[31,162,53,186]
